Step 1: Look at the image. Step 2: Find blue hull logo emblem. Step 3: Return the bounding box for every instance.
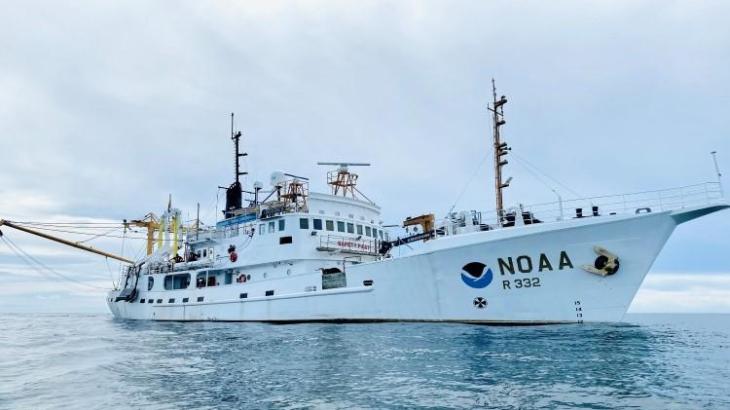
[461,262,493,288]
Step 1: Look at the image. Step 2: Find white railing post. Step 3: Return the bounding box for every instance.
[680,186,685,208]
[658,190,663,211]
[711,151,724,198]
[551,189,564,221]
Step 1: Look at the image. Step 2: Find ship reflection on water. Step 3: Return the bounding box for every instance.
[102,314,727,409]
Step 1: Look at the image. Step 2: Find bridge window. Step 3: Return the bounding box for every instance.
[148,277,154,291]
[280,236,293,245]
[278,219,285,231]
[240,293,248,299]
[365,226,372,237]
[268,222,275,233]
[196,272,207,288]
[299,218,309,229]
[156,299,162,304]
[346,223,354,233]
[337,221,345,232]
[357,225,363,235]
[168,298,175,303]
[182,297,189,303]
[140,299,146,303]
[325,220,334,231]
[265,290,275,296]
[164,273,191,290]
[373,228,379,238]
[259,224,265,235]
[197,296,204,302]
[313,219,323,230]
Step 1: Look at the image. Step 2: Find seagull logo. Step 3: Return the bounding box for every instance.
[460,262,493,289]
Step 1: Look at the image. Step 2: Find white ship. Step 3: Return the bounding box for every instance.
[2,86,727,323]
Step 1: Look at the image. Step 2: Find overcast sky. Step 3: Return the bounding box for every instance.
[1,1,729,314]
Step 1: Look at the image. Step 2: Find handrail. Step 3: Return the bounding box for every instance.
[442,182,725,229]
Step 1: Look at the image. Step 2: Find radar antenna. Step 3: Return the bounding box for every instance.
[487,79,511,224]
[317,162,371,200]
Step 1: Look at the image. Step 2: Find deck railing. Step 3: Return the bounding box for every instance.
[520,182,724,223]
[441,182,725,231]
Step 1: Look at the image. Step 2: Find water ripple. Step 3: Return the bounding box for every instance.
[0,314,729,409]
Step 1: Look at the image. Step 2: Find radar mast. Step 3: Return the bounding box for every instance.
[224,113,247,218]
[317,162,372,202]
[488,79,511,223]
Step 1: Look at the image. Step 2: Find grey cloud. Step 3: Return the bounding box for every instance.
[1,1,729,311]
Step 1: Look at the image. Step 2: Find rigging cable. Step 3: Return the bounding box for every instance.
[510,155,563,198]
[444,153,490,216]
[1,235,107,291]
[77,226,124,244]
[8,223,149,240]
[510,151,584,199]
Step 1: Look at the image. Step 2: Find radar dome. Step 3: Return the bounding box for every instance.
[270,171,286,187]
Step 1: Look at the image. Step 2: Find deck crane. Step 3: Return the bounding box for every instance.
[0,219,134,264]
[122,213,159,256]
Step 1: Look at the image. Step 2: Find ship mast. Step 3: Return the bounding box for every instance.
[231,112,247,184]
[489,79,510,223]
[224,113,247,218]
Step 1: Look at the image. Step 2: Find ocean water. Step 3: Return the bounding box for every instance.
[0,314,728,409]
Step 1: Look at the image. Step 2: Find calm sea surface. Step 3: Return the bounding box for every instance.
[0,313,728,409]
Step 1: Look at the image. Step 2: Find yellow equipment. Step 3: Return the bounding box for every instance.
[123,213,159,256]
[403,214,435,237]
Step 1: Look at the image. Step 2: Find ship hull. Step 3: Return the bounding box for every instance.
[106,206,723,324]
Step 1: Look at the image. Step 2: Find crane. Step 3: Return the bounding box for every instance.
[122,213,159,256]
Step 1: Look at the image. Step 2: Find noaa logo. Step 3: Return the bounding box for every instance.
[460,262,493,289]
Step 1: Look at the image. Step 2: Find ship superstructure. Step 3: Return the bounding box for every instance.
[2,85,727,323]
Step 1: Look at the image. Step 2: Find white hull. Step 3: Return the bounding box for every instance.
[107,205,725,324]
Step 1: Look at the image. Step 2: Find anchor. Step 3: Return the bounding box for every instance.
[582,246,620,276]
